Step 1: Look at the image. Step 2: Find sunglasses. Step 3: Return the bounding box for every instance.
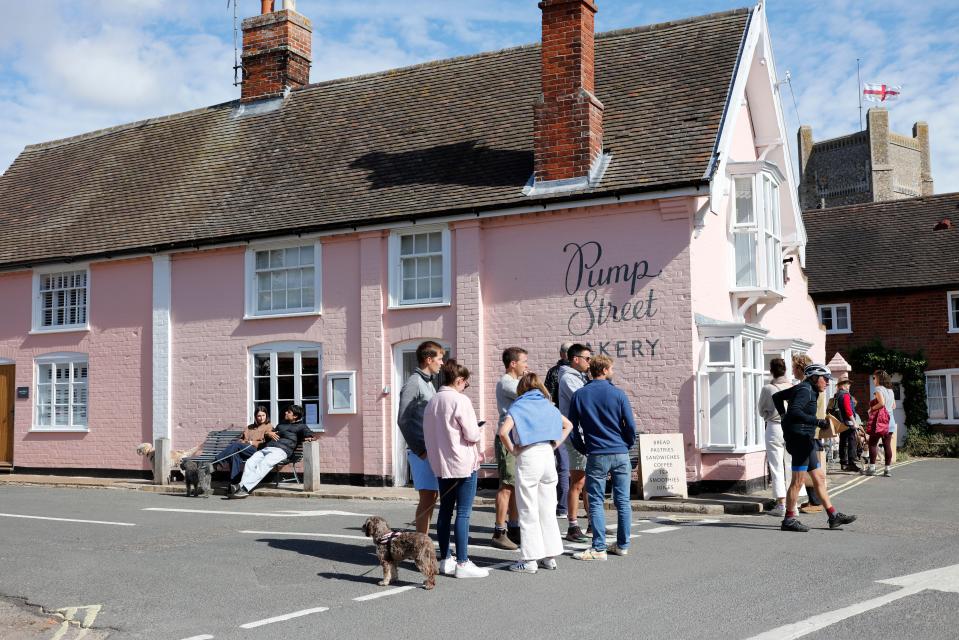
[576,355,592,361]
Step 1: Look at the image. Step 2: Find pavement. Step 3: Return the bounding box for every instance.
[0,470,781,515]
[2,457,957,640]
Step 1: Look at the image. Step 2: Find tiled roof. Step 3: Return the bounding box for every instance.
[803,192,959,294]
[0,9,750,269]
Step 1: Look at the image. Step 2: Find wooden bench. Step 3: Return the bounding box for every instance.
[176,429,244,483]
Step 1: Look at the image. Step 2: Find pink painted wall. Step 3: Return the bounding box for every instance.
[479,200,696,464]
[758,258,826,362]
[0,259,152,470]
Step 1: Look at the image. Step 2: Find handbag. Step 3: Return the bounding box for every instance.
[867,404,890,436]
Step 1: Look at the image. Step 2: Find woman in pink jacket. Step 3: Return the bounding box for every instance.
[423,360,488,579]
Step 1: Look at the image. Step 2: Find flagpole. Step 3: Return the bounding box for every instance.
[857,58,864,130]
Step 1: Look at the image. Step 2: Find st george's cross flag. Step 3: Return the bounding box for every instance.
[863,83,901,103]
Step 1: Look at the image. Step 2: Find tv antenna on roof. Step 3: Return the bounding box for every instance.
[227,0,241,87]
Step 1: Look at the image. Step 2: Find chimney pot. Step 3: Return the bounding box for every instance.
[261,0,274,14]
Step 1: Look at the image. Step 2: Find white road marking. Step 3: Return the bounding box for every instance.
[641,526,680,534]
[50,605,102,640]
[239,607,329,629]
[353,586,415,601]
[143,508,368,517]
[745,563,959,639]
[829,459,921,497]
[179,635,214,640]
[0,513,135,526]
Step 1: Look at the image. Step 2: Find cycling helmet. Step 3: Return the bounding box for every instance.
[804,363,833,379]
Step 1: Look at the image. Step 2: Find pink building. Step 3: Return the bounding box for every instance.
[0,1,823,492]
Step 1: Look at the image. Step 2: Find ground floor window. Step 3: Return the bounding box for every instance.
[35,355,88,430]
[925,369,959,423]
[697,324,767,452]
[250,343,322,428]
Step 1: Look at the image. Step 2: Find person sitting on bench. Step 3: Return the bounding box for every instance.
[229,404,316,499]
[220,405,273,492]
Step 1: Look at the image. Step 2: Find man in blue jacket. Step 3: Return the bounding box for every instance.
[568,355,636,560]
[774,364,857,532]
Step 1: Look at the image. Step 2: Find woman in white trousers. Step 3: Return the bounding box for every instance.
[499,373,572,573]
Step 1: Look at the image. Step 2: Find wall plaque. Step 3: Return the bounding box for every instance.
[16,387,29,399]
[637,433,687,499]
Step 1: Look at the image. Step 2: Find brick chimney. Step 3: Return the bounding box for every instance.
[533,0,605,186]
[241,0,312,103]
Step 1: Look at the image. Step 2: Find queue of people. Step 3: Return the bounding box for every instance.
[399,340,638,577]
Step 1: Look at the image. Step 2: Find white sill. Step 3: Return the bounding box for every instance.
[29,427,89,433]
[29,325,90,335]
[948,329,959,334]
[825,329,853,335]
[699,445,767,455]
[388,301,452,311]
[243,310,322,321]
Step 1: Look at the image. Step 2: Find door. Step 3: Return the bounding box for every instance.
[0,365,14,465]
[391,341,451,487]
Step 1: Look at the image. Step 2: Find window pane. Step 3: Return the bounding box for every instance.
[255,250,269,269]
[820,306,833,330]
[734,232,757,287]
[277,354,294,376]
[302,287,315,307]
[255,377,271,402]
[254,354,271,376]
[952,376,959,420]
[708,372,733,446]
[414,233,428,254]
[735,177,754,224]
[270,249,285,268]
[277,376,295,401]
[927,375,946,420]
[836,306,849,331]
[428,232,442,252]
[331,377,352,409]
[708,339,732,363]
[300,245,314,265]
[403,279,416,301]
[400,235,413,255]
[302,375,320,399]
[771,184,781,235]
[302,353,319,375]
[285,247,300,267]
[431,277,443,299]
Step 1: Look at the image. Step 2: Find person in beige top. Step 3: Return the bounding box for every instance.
[222,405,273,490]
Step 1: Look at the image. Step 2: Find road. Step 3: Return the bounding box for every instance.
[1,458,957,640]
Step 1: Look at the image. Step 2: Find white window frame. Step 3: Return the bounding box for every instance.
[947,291,959,333]
[388,225,452,309]
[326,371,357,415]
[727,162,785,295]
[925,369,959,424]
[31,265,91,334]
[32,352,89,432]
[248,342,324,430]
[244,240,322,319]
[817,303,852,335]
[696,323,769,453]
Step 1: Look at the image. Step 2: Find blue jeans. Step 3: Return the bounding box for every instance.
[555,443,569,514]
[436,471,478,563]
[585,453,631,551]
[218,442,258,482]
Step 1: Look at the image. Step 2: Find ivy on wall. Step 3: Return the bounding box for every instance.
[848,340,930,436]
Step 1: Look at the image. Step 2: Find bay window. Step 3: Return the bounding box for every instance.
[728,163,785,293]
[697,323,768,451]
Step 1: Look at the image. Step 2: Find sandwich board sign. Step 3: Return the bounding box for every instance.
[637,433,688,499]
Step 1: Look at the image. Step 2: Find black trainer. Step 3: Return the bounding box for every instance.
[829,512,857,529]
[781,517,809,532]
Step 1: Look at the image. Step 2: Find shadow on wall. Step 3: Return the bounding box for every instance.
[350,141,531,189]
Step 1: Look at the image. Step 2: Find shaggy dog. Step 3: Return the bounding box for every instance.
[181,460,213,497]
[137,443,202,482]
[361,516,436,590]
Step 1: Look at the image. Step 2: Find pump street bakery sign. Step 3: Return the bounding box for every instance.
[564,241,661,357]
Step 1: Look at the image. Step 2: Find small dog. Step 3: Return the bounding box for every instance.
[361,516,436,590]
[181,461,213,497]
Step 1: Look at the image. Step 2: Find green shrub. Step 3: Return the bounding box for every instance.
[904,432,959,458]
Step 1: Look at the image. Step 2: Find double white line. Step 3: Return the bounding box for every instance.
[829,459,921,497]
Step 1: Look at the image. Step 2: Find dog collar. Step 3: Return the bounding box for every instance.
[376,531,401,545]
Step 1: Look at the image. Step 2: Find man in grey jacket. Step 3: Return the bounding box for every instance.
[558,343,591,542]
[398,341,445,534]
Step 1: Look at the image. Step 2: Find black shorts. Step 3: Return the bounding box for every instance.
[784,432,820,472]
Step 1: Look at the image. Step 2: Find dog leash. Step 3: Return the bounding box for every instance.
[203,443,258,467]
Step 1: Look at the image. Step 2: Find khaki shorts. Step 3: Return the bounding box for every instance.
[565,439,587,472]
[494,438,516,486]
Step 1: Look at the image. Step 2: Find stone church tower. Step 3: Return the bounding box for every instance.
[797,108,933,210]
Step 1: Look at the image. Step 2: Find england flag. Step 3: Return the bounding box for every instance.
[863,83,901,103]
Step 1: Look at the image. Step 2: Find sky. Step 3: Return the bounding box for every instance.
[1,0,958,192]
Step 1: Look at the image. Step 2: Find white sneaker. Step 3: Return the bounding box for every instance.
[768,504,786,518]
[454,560,489,579]
[607,544,629,556]
[572,548,607,561]
[509,560,538,574]
[539,557,558,570]
[439,557,456,575]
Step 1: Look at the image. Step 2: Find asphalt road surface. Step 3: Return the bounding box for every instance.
[1,458,957,640]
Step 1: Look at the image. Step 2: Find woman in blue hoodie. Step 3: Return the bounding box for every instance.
[499,373,573,574]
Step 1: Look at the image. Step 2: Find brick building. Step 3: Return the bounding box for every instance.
[0,2,823,492]
[798,108,934,211]
[804,192,959,440]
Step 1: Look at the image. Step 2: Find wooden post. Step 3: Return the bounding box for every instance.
[303,439,322,492]
[154,437,171,485]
